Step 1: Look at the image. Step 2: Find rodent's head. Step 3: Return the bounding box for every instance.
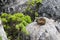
[36,18,46,25]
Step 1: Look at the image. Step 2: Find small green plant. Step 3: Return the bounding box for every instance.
[28,0,42,6]
[24,0,42,21]
[0,36,2,40]
[0,13,32,40]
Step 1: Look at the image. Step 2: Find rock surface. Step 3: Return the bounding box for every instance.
[26,17,60,40]
[0,0,28,13]
[38,0,60,21]
[0,20,8,40]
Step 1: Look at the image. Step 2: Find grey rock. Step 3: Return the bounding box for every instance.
[0,20,8,40]
[26,17,60,40]
[2,0,28,13]
[38,0,60,21]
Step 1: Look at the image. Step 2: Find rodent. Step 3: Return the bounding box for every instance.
[36,18,46,25]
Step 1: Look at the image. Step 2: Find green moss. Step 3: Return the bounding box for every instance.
[25,0,42,21]
[0,36,2,40]
[28,0,42,6]
[35,12,39,17]
[0,13,32,40]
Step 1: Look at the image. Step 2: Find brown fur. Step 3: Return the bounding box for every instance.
[36,18,46,25]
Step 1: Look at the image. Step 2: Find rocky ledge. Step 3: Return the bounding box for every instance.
[26,17,60,40]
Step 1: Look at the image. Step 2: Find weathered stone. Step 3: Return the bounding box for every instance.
[0,20,8,40]
[38,0,60,21]
[0,0,28,13]
[26,17,60,40]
